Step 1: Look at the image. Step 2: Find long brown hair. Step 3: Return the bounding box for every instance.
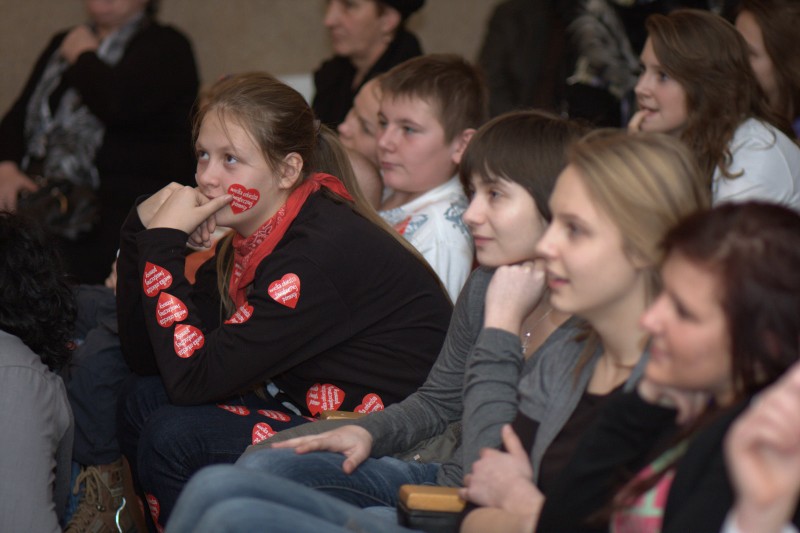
[645,9,791,180]
[195,72,436,313]
[567,130,710,376]
[736,0,800,126]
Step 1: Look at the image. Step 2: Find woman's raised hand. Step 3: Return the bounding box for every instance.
[483,261,547,334]
[59,25,99,64]
[725,362,800,533]
[145,185,231,235]
[270,425,374,475]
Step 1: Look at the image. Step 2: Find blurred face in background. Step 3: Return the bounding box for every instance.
[324,0,400,65]
[85,0,148,35]
[338,78,382,166]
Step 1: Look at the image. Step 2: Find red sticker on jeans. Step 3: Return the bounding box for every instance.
[252,422,276,444]
[217,404,251,416]
[258,409,291,422]
[228,184,260,214]
[355,393,385,414]
[173,324,204,358]
[156,292,188,327]
[306,383,345,416]
[143,262,173,297]
[268,273,301,309]
[224,303,254,324]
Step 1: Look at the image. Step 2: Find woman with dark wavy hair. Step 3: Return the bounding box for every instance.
[629,9,800,211]
[0,212,75,532]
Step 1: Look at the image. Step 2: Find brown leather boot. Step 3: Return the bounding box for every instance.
[65,459,136,533]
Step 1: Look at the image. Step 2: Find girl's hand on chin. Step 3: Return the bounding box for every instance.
[484,261,547,333]
[137,182,184,228]
[148,186,231,235]
[638,378,711,425]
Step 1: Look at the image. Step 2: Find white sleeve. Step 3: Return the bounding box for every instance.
[714,128,799,207]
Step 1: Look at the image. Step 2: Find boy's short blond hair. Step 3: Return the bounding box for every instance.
[379,54,489,142]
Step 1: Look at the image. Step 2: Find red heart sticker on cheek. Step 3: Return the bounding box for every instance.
[257,409,291,422]
[268,273,301,309]
[173,324,204,358]
[355,393,385,414]
[227,184,260,214]
[216,404,251,416]
[156,292,188,327]
[224,303,254,325]
[251,422,276,444]
[306,383,345,416]
[143,262,173,297]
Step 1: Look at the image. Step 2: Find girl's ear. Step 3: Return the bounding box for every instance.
[278,152,304,189]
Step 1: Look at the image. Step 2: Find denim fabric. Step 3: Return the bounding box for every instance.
[236,447,440,508]
[167,465,422,533]
[67,285,130,465]
[117,376,312,532]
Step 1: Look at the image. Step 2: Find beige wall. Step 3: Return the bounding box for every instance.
[0,0,503,111]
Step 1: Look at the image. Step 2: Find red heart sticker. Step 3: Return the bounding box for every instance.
[305,383,345,416]
[268,273,301,309]
[145,494,161,528]
[156,292,188,328]
[142,262,173,297]
[224,303,254,325]
[216,404,251,416]
[228,184,260,214]
[257,409,291,422]
[355,393,385,414]
[251,422,276,444]
[173,324,204,358]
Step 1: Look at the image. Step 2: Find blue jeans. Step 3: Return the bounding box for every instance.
[117,376,312,532]
[67,285,130,465]
[167,464,422,533]
[235,447,440,508]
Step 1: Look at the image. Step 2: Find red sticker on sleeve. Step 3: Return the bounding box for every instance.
[257,409,291,422]
[251,422,276,444]
[173,324,204,358]
[228,184,260,214]
[156,292,188,327]
[306,383,345,416]
[268,273,301,309]
[355,393,385,414]
[224,303,254,324]
[216,404,251,416]
[143,262,173,297]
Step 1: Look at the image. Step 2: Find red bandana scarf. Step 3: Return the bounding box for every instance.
[229,172,353,308]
